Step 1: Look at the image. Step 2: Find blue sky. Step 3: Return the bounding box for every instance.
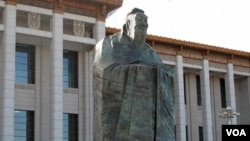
[106,0,250,52]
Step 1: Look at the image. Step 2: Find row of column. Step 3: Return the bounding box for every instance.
[174,55,238,141]
[0,3,106,141]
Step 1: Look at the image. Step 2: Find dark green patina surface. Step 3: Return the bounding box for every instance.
[93,33,175,141]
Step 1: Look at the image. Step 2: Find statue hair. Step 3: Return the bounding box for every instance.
[121,8,145,36]
[127,8,144,16]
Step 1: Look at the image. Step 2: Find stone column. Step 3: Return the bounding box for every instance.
[85,20,105,141]
[50,12,63,141]
[81,51,93,141]
[94,21,106,41]
[225,63,237,124]
[200,60,213,141]
[0,3,16,141]
[174,55,186,141]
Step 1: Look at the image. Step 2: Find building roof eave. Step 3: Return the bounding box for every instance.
[106,27,250,58]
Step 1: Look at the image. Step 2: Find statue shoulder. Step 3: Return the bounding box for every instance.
[95,33,120,49]
[96,36,110,48]
[145,43,155,52]
[144,44,174,77]
[94,33,120,65]
[143,43,163,63]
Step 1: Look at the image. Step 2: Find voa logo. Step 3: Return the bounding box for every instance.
[226,129,246,136]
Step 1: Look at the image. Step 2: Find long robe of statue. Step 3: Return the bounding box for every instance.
[93,8,175,141]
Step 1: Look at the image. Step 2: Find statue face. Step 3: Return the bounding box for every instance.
[127,12,148,48]
[127,13,148,39]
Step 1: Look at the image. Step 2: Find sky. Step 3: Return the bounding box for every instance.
[105,0,250,52]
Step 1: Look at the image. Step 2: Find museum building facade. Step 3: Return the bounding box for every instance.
[0,0,250,141]
[107,28,250,141]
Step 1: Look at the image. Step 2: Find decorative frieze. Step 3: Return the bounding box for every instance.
[232,56,250,67]
[159,54,176,62]
[234,66,250,73]
[18,0,52,9]
[154,43,176,55]
[183,58,202,66]
[64,5,95,17]
[73,20,85,36]
[182,47,203,60]
[28,12,40,29]
[209,52,228,64]
[209,62,227,70]
[16,0,123,21]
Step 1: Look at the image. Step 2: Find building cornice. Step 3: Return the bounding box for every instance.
[106,27,250,67]
[87,0,123,21]
[5,0,17,5]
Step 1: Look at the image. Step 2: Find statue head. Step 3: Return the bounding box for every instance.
[122,8,148,48]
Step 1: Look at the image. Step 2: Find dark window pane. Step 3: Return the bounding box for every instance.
[14,110,34,141]
[199,126,203,141]
[63,113,78,141]
[196,75,201,106]
[15,43,35,84]
[220,78,226,108]
[186,125,188,141]
[184,74,187,104]
[63,50,78,88]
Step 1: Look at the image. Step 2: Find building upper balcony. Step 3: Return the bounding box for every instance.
[0,0,123,44]
[3,0,123,20]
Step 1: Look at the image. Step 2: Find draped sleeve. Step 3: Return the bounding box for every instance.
[93,34,175,141]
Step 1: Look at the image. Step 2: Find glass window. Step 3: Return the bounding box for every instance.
[199,126,203,141]
[220,78,227,108]
[196,75,201,106]
[15,44,35,84]
[63,50,78,88]
[184,74,187,104]
[63,113,78,141]
[14,110,34,141]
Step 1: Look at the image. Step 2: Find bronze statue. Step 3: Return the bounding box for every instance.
[93,8,175,141]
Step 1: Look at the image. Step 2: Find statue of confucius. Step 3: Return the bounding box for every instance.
[93,8,175,141]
